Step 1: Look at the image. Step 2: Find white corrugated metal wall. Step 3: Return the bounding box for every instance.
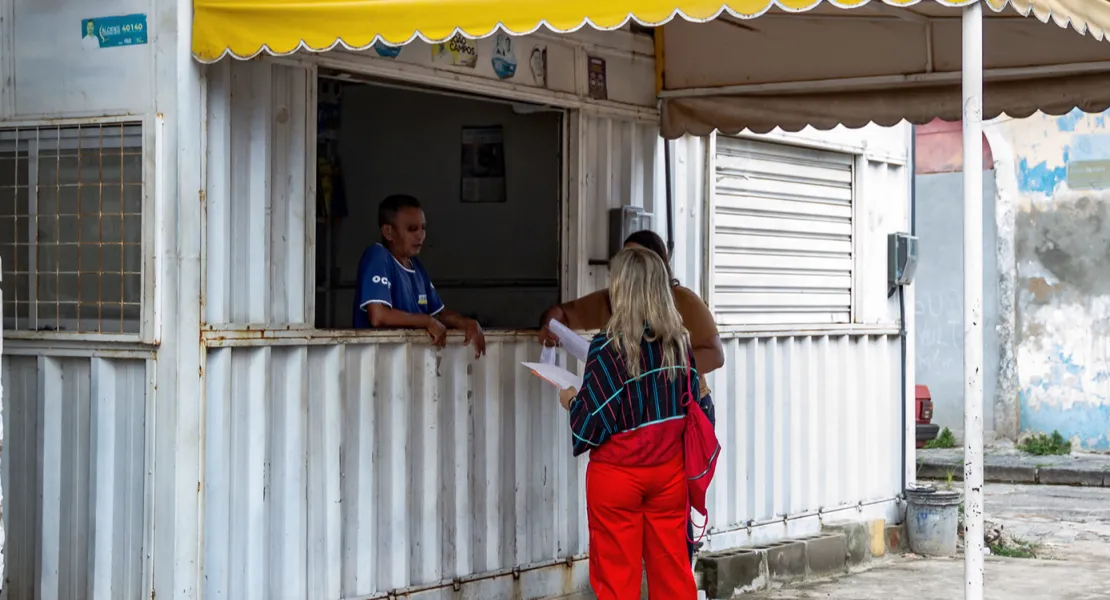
[703,332,902,550]
[0,354,152,600]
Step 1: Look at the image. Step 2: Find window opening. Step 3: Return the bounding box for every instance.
[0,122,144,334]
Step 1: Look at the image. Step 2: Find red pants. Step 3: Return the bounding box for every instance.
[586,454,697,600]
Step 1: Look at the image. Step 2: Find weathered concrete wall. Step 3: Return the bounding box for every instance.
[915,172,1000,438]
[999,108,1110,450]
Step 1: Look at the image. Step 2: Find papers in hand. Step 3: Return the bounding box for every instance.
[548,319,590,363]
[522,362,582,390]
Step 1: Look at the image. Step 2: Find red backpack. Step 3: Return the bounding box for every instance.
[683,367,720,542]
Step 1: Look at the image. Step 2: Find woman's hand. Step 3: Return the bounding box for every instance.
[538,306,567,346]
[559,386,578,410]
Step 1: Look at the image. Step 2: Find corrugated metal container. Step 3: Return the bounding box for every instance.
[0,50,910,600]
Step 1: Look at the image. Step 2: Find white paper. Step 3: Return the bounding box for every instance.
[522,362,582,390]
[540,345,558,365]
[548,319,590,363]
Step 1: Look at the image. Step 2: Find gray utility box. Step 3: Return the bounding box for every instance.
[888,232,920,289]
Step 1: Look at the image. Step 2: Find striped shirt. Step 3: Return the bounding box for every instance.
[569,332,699,458]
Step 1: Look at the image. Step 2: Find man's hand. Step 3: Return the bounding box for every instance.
[538,305,567,346]
[425,316,448,349]
[463,319,487,359]
[559,386,578,410]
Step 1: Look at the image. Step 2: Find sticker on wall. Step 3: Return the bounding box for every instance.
[81,14,148,49]
[491,33,518,80]
[529,45,548,88]
[1067,133,1110,190]
[588,56,608,100]
[373,41,402,59]
[432,34,478,68]
[461,126,507,203]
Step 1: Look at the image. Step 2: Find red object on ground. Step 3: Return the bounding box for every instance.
[916,384,939,448]
[586,454,697,600]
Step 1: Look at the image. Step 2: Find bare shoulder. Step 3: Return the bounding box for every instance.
[672,285,708,308]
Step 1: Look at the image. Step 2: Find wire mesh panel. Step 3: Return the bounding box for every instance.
[0,122,143,334]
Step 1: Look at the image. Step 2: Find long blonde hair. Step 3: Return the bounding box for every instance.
[606,247,690,380]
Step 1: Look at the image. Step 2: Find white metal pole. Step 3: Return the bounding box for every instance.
[962,2,985,599]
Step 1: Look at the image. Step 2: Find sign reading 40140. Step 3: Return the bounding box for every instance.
[81,14,148,49]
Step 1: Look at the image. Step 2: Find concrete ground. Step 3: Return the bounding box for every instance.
[751,483,1110,600]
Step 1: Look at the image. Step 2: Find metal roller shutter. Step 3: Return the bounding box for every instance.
[712,136,855,326]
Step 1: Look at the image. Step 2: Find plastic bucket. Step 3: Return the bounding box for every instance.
[905,487,961,556]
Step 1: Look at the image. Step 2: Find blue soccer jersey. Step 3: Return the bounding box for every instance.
[353,244,445,329]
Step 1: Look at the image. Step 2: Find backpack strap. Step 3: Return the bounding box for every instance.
[686,496,710,544]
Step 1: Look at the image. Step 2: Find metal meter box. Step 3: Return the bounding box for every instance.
[888,232,919,288]
[608,207,653,259]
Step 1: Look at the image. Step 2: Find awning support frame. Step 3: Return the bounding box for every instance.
[657,60,1110,98]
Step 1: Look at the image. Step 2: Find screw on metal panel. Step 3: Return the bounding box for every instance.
[565,556,574,568]
[453,579,462,591]
[513,566,522,580]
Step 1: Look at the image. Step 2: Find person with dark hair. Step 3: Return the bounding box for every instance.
[354,194,486,358]
[537,229,723,561]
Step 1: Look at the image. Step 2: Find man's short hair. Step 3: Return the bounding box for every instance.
[378,194,422,229]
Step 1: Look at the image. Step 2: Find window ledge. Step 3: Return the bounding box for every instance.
[4,332,156,358]
[717,324,901,338]
[202,327,561,348]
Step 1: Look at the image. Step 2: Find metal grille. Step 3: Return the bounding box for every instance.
[0,122,143,334]
[712,136,854,326]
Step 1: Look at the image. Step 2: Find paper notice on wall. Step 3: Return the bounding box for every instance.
[432,33,478,68]
[548,319,590,363]
[522,362,582,390]
[461,126,506,203]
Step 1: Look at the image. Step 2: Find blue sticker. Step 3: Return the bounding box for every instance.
[491,33,517,80]
[81,14,148,49]
[373,41,402,59]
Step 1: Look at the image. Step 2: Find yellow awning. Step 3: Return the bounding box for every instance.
[191,0,1110,63]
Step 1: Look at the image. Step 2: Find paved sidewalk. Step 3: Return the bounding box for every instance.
[917,445,1110,486]
[751,483,1110,599]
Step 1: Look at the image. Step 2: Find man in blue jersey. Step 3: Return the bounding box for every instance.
[353,194,486,358]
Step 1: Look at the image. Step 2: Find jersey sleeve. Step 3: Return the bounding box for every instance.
[356,247,394,310]
[426,279,445,316]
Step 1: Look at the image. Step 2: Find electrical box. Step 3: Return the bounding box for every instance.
[888,232,919,288]
[608,207,653,259]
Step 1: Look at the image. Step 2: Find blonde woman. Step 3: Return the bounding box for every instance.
[540,229,723,561]
[558,247,698,600]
